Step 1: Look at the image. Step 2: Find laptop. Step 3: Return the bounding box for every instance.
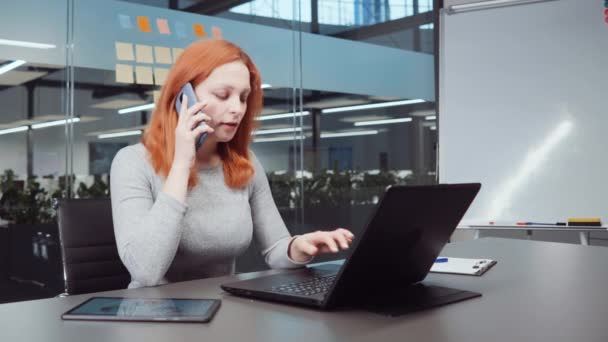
[221,183,482,316]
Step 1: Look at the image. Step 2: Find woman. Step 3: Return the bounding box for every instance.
[110,39,353,289]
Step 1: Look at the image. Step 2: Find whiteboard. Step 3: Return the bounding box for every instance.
[439,0,608,224]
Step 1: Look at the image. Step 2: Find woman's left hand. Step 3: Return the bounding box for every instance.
[289,228,354,263]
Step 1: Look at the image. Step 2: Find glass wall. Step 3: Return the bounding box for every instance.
[0,0,436,303]
[0,0,69,300]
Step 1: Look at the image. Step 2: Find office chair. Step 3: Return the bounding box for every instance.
[56,198,130,295]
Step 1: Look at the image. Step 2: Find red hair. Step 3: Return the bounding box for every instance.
[142,39,262,189]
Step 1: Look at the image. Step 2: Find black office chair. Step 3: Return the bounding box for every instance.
[56,198,130,295]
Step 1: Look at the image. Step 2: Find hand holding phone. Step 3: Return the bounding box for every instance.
[175,83,209,151]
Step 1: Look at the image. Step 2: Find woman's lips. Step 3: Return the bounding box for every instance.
[221,122,238,129]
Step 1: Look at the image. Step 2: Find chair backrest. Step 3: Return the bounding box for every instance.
[56,198,130,295]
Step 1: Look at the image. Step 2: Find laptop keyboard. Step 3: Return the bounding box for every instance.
[269,274,337,297]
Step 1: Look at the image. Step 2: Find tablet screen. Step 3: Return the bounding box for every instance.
[62,297,220,322]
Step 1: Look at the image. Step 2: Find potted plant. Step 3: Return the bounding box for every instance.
[0,170,75,290]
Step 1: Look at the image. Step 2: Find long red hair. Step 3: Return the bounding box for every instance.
[142,40,261,189]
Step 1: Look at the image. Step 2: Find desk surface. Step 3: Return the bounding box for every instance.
[1,238,607,342]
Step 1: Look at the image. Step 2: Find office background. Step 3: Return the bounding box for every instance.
[0,0,438,303]
[1,0,605,305]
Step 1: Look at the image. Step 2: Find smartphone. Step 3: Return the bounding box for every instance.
[175,83,208,151]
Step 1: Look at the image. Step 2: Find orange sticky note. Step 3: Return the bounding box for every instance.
[193,23,206,38]
[212,26,223,40]
[156,18,171,35]
[137,16,152,32]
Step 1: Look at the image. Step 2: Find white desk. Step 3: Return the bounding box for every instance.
[457,224,607,246]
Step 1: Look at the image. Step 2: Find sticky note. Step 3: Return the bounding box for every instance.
[135,44,154,63]
[193,23,206,38]
[212,26,223,40]
[115,42,134,61]
[172,48,184,63]
[118,14,133,29]
[115,64,134,83]
[153,90,162,103]
[154,67,170,85]
[157,18,171,35]
[137,16,152,32]
[135,65,153,85]
[174,22,187,39]
[154,46,172,64]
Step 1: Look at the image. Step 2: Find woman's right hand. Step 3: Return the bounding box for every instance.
[173,94,215,169]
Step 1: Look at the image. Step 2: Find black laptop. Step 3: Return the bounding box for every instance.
[221,183,482,316]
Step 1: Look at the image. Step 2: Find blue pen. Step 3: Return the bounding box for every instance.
[435,257,449,263]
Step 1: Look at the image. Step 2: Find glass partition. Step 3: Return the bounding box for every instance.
[0,0,437,302]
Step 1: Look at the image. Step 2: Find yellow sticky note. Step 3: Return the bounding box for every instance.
[135,65,153,85]
[172,48,184,63]
[154,46,172,64]
[135,44,154,63]
[153,90,162,103]
[115,64,134,83]
[154,67,169,85]
[115,42,134,61]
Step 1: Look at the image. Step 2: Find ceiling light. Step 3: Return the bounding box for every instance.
[0,126,28,136]
[118,103,155,114]
[98,130,142,139]
[261,84,272,89]
[254,135,305,143]
[0,39,56,49]
[92,99,149,110]
[321,130,378,138]
[257,111,310,121]
[425,115,436,120]
[354,118,412,126]
[31,118,80,129]
[0,60,26,75]
[321,99,425,114]
[448,0,552,14]
[253,127,302,135]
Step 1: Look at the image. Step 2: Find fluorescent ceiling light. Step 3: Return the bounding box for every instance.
[430,126,437,130]
[257,111,309,121]
[31,117,80,129]
[410,109,435,117]
[354,118,412,126]
[0,60,26,75]
[426,115,436,120]
[253,127,302,135]
[118,103,155,114]
[448,0,552,14]
[98,130,142,139]
[261,84,272,89]
[0,126,28,136]
[0,39,56,49]
[92,99,149,110]
[322,99,425,114]
[254,135,305,143]
[321,130,378,138]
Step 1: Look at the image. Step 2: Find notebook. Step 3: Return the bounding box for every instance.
[430,257,496,276]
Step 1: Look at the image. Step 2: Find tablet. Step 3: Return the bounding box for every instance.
[61,297,221,323]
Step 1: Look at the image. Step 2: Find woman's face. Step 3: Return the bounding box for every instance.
[193,61,251,143]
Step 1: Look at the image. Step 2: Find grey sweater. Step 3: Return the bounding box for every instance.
[110,143,305,288]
